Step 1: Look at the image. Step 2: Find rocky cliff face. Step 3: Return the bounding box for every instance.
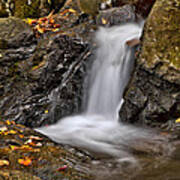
[120,0,180,126]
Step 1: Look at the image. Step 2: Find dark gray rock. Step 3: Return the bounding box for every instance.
[120,66,180,125]
[120,0,180,126]
[0,17,91,127]
[96,5,136,27]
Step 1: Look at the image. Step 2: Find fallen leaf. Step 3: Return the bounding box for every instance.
[32,60,46,71]
[25,18,37,25]
[18,158,32,166]
[0,160,9,166]
[68,8,77,14]
[6,120,11,125]
[101,18,107,25]
[21,145,33,150]
[0,126,8,132]
[36,25,46,34]
[10,145,19,150]
[44,110,49,114]
[19,134,24,138]
[57,165,68,171]
[175,118,180,123]
[8,130,17,134]
[29,136,43,141]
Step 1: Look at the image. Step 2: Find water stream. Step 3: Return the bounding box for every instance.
[36,23,168,159]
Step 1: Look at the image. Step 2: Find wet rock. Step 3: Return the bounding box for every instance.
[113,0,155,18]
[0,0,66,18]
[96,5,136,27]
[0,120,92,180]
[0,16,93,127]
[77,0,114,16]
[120,0,180,125]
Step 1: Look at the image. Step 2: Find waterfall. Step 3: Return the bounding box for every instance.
[86,24,139,117]
[36,22,151,157]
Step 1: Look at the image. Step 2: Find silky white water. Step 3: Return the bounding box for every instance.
[36,23,154,157]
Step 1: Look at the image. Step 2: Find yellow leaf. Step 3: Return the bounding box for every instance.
[21,145,33,150]
[0,126,8,132]
[68,8,76,13]
[6,120,11,125]
[101,18,107,25]
[0,160,9,166]
[175,118,180,123]
[24,18,37,25]
[10,145,19,150]
[51,28,60,32]
[47,0,51,4]
[32,60,46,71]
[8,130,17,134]
[45,110,49,114]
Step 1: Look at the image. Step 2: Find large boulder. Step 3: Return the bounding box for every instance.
[120,0,180,126]
[0,17,92,127]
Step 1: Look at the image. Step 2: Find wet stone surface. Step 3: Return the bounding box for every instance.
[0,120,92,180]
[0,17,92,127]
[120,0,180,126]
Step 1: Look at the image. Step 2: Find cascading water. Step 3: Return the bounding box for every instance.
[36,22,155,157]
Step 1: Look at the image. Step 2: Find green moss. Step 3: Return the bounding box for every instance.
[14,0,41,18]
[140,0,180,70]
[0,2,9,17]
[77,0,115,16]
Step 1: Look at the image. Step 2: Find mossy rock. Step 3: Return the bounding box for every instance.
[0,1,9,17]
[139,0,180,84]
[0,17,31,42]
[77,0,111,16]
[14,0,65,18]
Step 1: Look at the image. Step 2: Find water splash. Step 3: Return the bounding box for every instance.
[36,23,161,157]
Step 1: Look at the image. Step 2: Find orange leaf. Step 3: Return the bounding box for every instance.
[6,120,11,125]
[29,136,43,141]
[49,18,55,24]
[18,158,32,166]
[35,25,46,34]
[19,134,24,138]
